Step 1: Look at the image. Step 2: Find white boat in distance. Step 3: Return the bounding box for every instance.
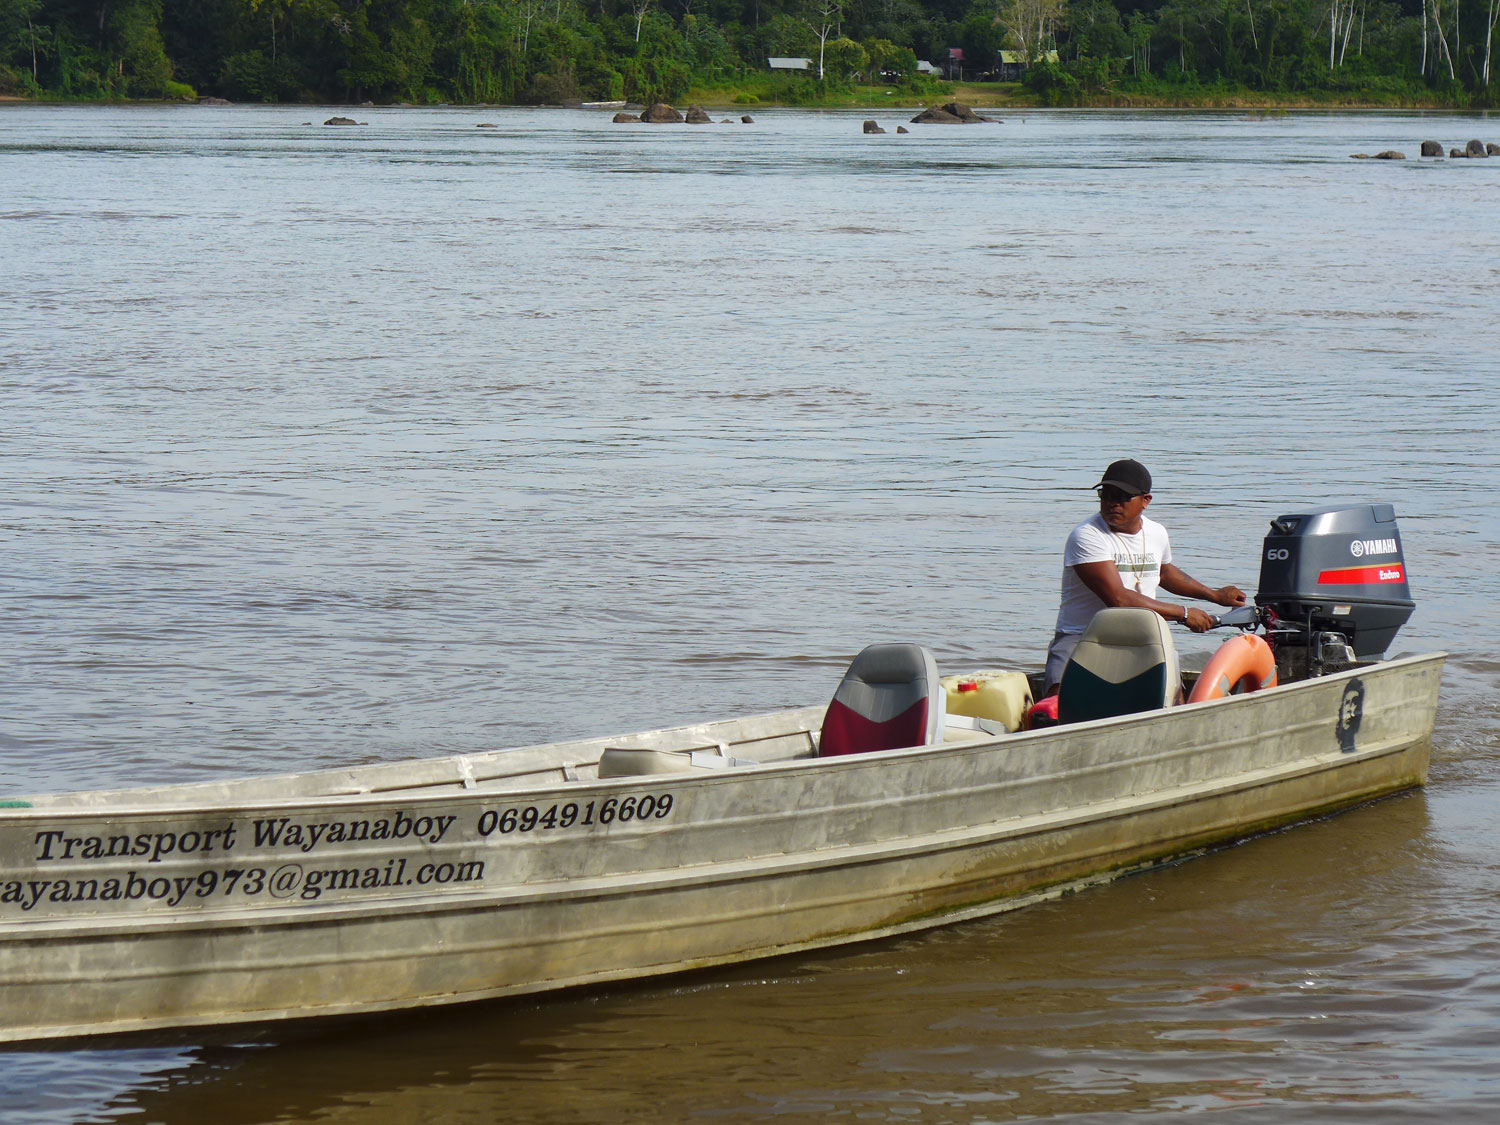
[0,646,1444,1045]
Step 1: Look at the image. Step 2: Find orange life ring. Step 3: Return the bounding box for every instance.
[1187,634,1278,703]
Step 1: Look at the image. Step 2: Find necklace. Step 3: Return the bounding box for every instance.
[1113,529,1144,592]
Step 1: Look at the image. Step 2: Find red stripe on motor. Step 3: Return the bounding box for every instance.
[1317,564,1405,585]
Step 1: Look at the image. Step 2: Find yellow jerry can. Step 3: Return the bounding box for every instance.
[940,669,1033,732]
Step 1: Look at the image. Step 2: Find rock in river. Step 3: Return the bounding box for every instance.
[640,103,684,123]
[910,102,994,124]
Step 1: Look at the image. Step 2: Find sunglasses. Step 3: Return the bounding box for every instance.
[1098,486,1140,504]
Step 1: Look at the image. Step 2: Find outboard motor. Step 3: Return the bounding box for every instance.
[1255,504,1415,681]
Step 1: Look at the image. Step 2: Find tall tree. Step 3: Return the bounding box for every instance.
[997,0,1061,65]
[811,0,839,76]
[1484,0,1497,83]
[3,0,53,84]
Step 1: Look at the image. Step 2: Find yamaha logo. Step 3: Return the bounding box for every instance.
[1349,538,1397,558]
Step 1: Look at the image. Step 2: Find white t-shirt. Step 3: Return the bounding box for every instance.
[1054,513,1173,635]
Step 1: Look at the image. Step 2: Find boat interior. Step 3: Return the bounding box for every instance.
[15,609,1282,813]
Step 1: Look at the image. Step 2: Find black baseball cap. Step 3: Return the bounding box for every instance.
[1094,459,1152,497]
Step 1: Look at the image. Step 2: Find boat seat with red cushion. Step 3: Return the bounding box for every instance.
[818,643,945,757]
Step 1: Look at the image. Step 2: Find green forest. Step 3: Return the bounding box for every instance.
[2,0,1497,107]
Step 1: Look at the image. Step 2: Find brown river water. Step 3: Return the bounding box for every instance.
[3,104,1500,1122]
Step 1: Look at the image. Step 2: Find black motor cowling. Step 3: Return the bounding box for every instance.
[1256,503,1414,677]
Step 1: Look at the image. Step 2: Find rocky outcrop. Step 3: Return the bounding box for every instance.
[896,125,909,134]
[910,102,994,124]
[324,116,359,125]
[912,106,962,123]
[476,123,497,128]
[741,115,754,123]
[1429,140,1500,158]
[197,96,232,105]
[1351,151,1406,160]
[640,102,684,123]
[612,112,640,122]
[685,105,713,123]
[863,119,885,134]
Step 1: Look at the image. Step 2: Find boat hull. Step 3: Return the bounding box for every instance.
[0,653,1442,1043]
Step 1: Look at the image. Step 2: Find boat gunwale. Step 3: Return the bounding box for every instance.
[0,720,1429,944]
[0,652,1445,821]
[0,653,1443,943]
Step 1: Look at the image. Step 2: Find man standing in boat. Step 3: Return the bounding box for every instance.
[1044,459,1247,694]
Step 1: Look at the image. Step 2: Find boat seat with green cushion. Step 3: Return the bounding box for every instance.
[819,643,945,756]
[1057,607,1180,724]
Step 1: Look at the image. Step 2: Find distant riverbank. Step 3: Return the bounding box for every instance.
[685,81,1460,112]
[1,82,1463,113]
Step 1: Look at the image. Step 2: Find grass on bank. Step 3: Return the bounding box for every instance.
[682,78,1459,112]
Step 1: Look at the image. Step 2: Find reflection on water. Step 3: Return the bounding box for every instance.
[3,105,1500,1121]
